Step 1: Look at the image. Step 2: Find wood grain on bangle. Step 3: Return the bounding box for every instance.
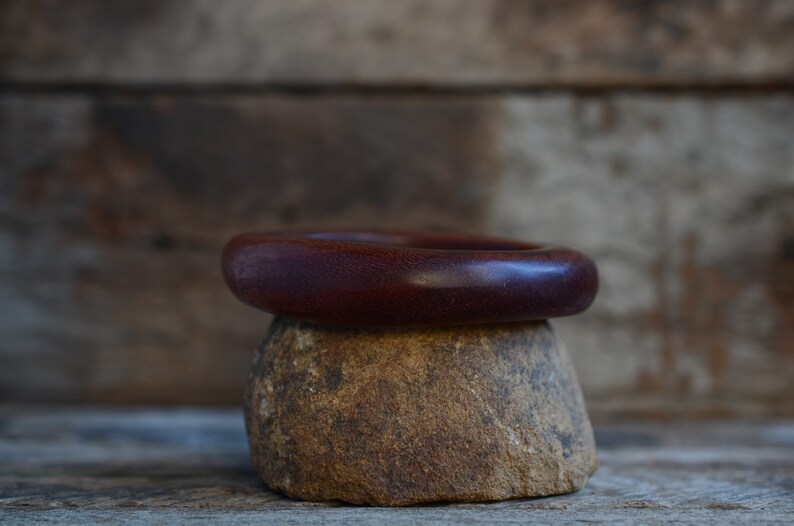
[221,230,598,327]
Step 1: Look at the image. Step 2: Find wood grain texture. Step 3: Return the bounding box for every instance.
[1,0,793,86]
[0,407,792,524]
[0,94,792,416]
[0,95,501,405]
[491,94,794,418]
[222,231,598,326]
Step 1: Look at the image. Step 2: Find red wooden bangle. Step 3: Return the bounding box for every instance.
[222,230,598,327]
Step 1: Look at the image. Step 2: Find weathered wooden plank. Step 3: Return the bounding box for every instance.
[0,94,792,417]
[0,407,792,524]
[3,509,794,526]
[1,0,793,86]
[491,94,794,418]
[0,95,502,405]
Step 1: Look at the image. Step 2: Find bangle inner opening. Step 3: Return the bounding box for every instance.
[306,231,542,251]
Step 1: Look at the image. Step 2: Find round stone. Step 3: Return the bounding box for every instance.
[244,316,597,506]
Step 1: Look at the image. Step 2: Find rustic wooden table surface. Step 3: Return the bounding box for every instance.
[0,406,791,524]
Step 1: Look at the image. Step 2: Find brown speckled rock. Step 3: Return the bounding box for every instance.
[244,316,597,506]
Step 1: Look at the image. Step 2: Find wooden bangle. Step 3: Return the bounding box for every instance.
[222,230,598,327]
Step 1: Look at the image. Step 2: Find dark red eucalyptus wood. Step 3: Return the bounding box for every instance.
[222,231,598,327]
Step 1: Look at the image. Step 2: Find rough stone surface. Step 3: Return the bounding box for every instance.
[244,316,597,505]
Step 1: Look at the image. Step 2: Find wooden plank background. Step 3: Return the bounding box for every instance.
[0,1,792,417]
[2,0,794,86]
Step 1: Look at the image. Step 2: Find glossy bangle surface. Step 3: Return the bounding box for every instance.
[222,230,598,327]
